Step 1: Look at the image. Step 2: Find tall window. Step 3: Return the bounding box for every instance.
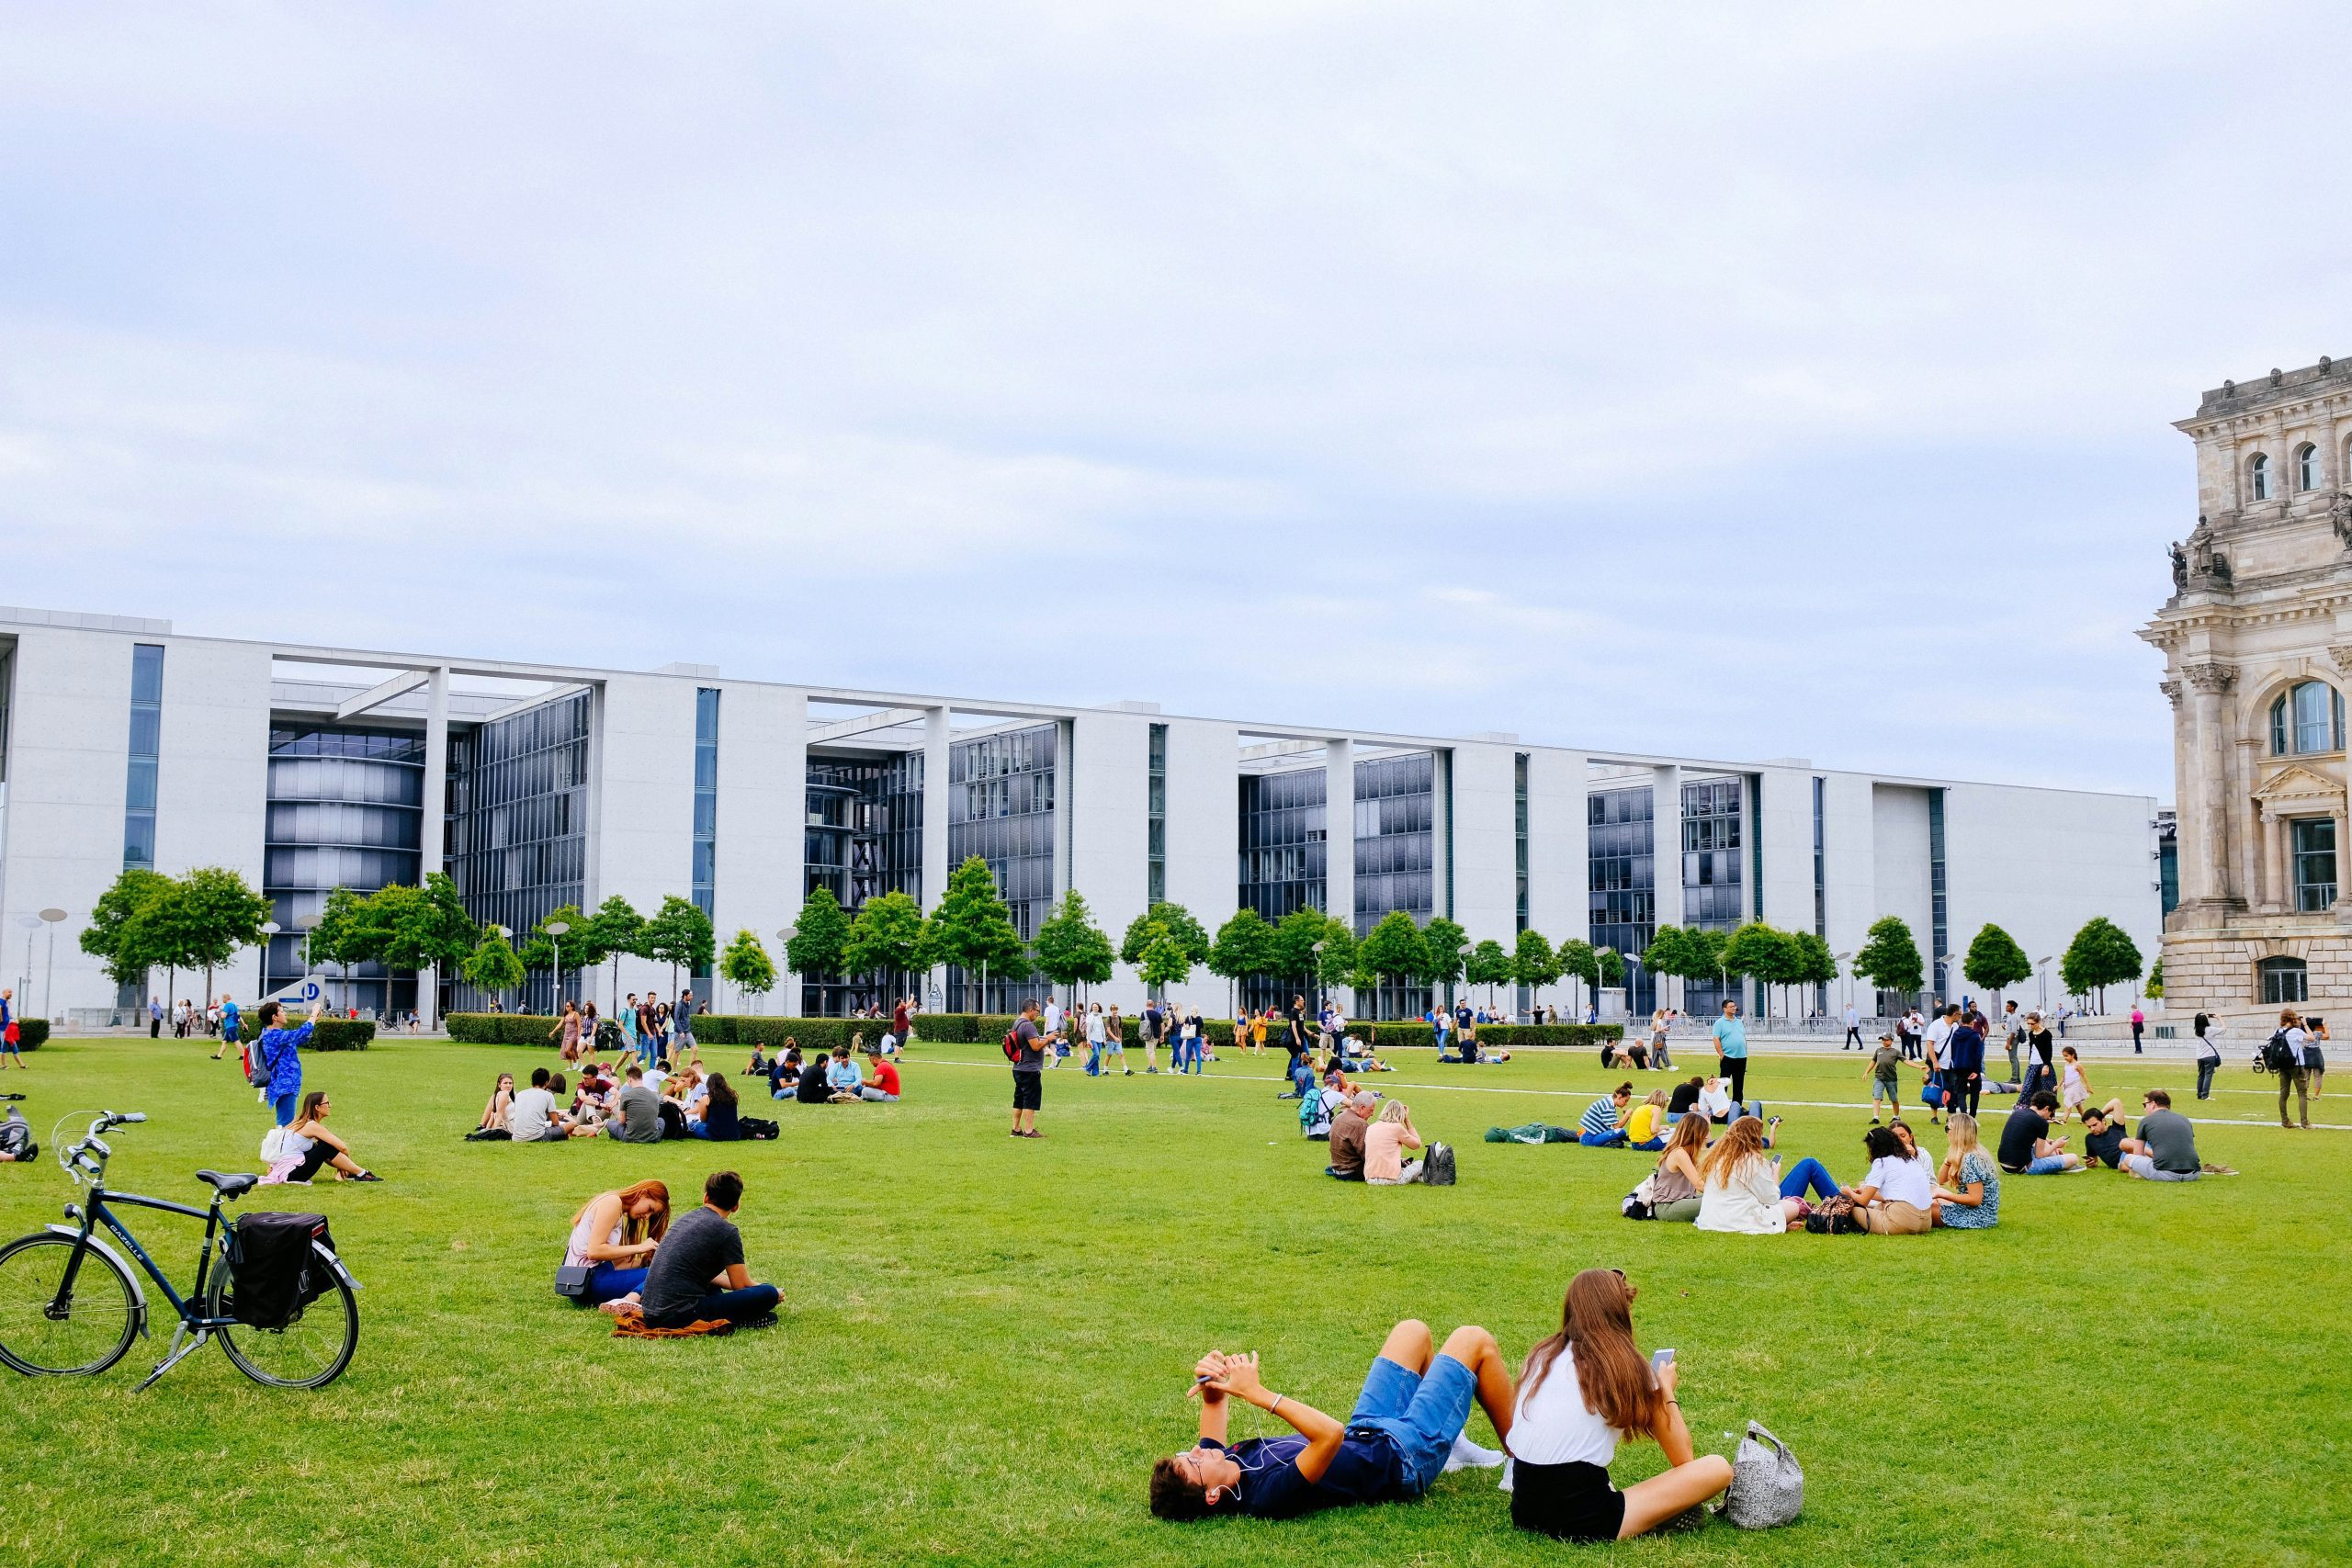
[2294,818,2336,912]
[2250,452,2271,501]
[2298,442,2322,491]
[1928,788,1949,998]
[1513,754,1530,933]
[2269,681,2345,755]
[692,689,719,919]
[1146,723,1167,905]
[2260,954,2309,1004]
[123,643,164,870]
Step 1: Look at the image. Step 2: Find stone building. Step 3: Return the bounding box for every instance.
[2144,357,2352,1021]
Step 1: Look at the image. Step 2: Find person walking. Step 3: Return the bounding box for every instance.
[1711,999,1749,1108]
[2192,1011,2222,1100]
[0,988,21,1071]
[1999,1000,2022,1081]
[673,989,698,1057]
[2130,1004,2145,1055]
[209,994,243,1062]
[2273,1009,2312,1130]
[1842,1001,1862,1050]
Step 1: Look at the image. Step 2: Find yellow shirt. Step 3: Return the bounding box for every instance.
[1627,1103,1664,1144]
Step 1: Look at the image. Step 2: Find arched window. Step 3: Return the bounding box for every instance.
[2269,680,2346,754]
[2260,955,2309,1004]
[2250,452,2271,501]
[2299,443,2323,491]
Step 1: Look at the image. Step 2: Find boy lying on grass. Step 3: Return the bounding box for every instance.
[1150,1319,1509,1520]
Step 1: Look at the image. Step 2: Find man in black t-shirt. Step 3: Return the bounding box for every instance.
[1996,1091,2083,1175]
[1010,999,1055,1139]
[636,1170,779,1328]
[2080,1103,2129,1168]
[1148,1320,1510,1521]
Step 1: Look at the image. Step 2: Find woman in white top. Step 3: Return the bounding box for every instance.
[1692,1117,1801,1235]
[2192,1012,2222,1101]
[1846,1124,1934,1234]
[1507,1269,1732,1542]
[1695,1077,1735,1123]
[563,1179,670,1308]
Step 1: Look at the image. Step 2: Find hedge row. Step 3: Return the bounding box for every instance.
[307,1020,375,1053]
[444,1012,1619,1053]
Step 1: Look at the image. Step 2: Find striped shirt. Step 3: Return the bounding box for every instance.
[1579,1096,1623,1138]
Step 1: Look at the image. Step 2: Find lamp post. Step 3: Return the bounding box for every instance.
[18,914,41,1020]
[545,919,571,1014]
[1836,951,1854,1016]
[1310,939,1326,1017]
[296,912,324,1009]
[1937,954,1957,1007]
[2036,956,2053,1012]
[258,919,281,1006]
[778,925,798,1015]
[39,908,66,1022]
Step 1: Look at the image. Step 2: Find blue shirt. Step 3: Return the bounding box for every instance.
[826,1058,862,1091]
[1712,1016,1747,1058]
[1196,1433,1405,1519]
[220,1002,241,1039]
[1946,1024,1985,1076]
[1579,1096,1623,1137]
[256,1021,312,1098]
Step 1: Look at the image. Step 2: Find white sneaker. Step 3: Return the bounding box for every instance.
[1444,1434,1505,1472]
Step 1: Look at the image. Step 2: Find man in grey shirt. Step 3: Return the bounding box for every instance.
[2120,1089,2202,1180]
[609,1065,663,1143]
[1010,998,1057,1140]
[673,990,697,1054]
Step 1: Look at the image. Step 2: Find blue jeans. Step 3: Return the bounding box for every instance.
[1630,1136,1666,1151]
[1778,1156,1839,1201]
[2026,1155,2071,1175]
[650,1282,780,1329]
[1578,1130,1627,1148]
[584,1262,647,1305]
[2196,1057,2218,1100]
[272,1092,299,1127]
[1350,1351,1476,1498]
[1083,1043,1102,1076]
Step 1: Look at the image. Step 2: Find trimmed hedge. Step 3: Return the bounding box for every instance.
[15,1020,49,1052]
[308,1020,375,1052]
[444,1011,1618,1053]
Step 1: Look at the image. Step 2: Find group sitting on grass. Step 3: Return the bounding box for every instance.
[1148,1269,1733,1542]
[1999,1088,2225,1180]
[471,1045,900,1145]
[1652,1113,1996,1235]
[562,1169,782,1328]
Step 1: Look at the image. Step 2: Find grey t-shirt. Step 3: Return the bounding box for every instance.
[639,1206,745,1325]
[2138,1108,2199,1174]
[613,1083,662,1143]
[1012,1018,1045,1073]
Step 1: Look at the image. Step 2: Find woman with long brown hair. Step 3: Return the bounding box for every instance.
[1645,1111,1711,1222]
[563,1179,671,1307]
[1507,1269,1732,1541]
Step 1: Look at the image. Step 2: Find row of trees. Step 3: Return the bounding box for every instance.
[81,866,274,1006]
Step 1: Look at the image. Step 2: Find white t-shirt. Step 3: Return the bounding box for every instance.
[1696,1084,1733,1118]
[2286,1026,2313,1066]
[2195,1021,2222,1062]
[1509,1346,1634,1466]
[1042,1002,1065,1035]
[1086,1012,1105,1043]
[1925,1019,1953,1066]
[1866,1153,1934,1209]
[509,1087,557,1142]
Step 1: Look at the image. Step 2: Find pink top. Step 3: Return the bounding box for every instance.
[1363,1122,1422,1181]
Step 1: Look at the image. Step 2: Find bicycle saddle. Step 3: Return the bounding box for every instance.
[196,1169,259,1198]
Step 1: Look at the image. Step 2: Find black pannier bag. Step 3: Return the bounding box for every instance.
[227,1212,333,1328]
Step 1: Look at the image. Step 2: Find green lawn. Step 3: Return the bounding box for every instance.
[1,1035,2344,1567]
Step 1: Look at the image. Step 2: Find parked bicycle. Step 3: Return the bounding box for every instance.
[0,1111,360,1389]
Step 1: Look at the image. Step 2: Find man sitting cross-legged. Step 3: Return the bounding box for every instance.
[1149,1319,1510,1520]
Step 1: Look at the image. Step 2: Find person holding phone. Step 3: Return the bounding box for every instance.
[1505,1269,1731,1541]
[251,996,323,1126]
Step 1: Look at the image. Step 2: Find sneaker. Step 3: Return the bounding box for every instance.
[1443,1434,1505,1472]
[1124,1069,1134,1077]
[735,1313,781,1331]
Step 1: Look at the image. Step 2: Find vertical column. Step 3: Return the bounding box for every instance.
[2263,811,2287,913]
[420,666,449,1031]
[922,706,950,910]
[1429,749,1453,919]
[2182,664,2236,907]
[1054,717,1075,899]
[1325,739,1355,931]
[1650,765,1682,1014]
[2335,805,2352,919]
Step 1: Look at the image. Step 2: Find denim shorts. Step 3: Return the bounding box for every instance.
[2026,1155,2071,1175]
[1350,1351,1475,1497]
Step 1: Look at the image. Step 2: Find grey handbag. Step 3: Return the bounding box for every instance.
[1722,1420,1802,1529]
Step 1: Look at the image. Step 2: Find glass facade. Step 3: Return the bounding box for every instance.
[262,725,425,1014]
[692,689,719,919]
[1238,766,1326,924]
[1513,754,1530,932]
[446,692,592,1012]
[1679,777,1745,1018]
[1147,723,1168,905]
[1589,785,1655,1016]
[947,723,1057,1011]
[123,644,163,872]
[803,750,924,1014]
[0,644,11,864]
[1928,787,1950,1000]
[1352,752,1434,935]
[2156,810,2179,919]
[1812,775,1828,1012]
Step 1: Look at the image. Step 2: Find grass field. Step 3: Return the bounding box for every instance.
[2,1033,2345,1568]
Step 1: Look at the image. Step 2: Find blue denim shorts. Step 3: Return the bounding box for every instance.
[1350,1351,1475,1496]
[2026,1155,2071,1175]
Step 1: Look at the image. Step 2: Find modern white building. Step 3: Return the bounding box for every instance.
[0,603,2165,1025]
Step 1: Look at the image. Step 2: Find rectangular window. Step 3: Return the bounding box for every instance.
[947,722,1058,1011]
[1812,775,1826,938]
[693,689,719,920]
[1146,723,1167,906]
[1589,784,1655,1015]
[122,643,164,870]
[1928,787,1949,998]
[2295,817,2337,912]
[1513,753,1530,934]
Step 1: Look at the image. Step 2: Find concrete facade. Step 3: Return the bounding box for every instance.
[0,604,2164,1022]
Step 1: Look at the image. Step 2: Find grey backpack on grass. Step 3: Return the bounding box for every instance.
[1723,1420,1802,1529]
[1421,1142,1456,1186]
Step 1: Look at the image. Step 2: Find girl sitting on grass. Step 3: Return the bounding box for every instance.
[1931,1112,1999,1229]
[475,1071,515,1135]
[1645,1111,1710,1223]
[264,1091,382,1185]
[563,1179,670,1309]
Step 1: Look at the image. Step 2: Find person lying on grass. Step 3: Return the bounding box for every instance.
[1505,1268,1732,1542]
[1149,1319,1511,1520]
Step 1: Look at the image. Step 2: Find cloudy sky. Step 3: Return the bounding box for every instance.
[6,3,2347,797]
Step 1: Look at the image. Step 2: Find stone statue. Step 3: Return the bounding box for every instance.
[2331,491,2352,549]
[2169,539,2188,591]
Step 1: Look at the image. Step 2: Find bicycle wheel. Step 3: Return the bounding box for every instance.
[0,1233,140,1376]
[208,1244,358,1389]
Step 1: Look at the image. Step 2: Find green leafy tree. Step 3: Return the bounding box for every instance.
[153,866,272,1007]
[644,895,718,998]
[1420,918,1469,1005]
[1358,912,1431,1009]
[1852,915,1926,1006]
[311,885,387,1010]
[786,886,853,1000]
[81,868,175,994]
[1596,946,1624,989]
[923,857,1028,1010]
[1719,922,1795,1018]
[462,927,527,1008]
[718,929,778,1012]
[1208,908,1278,1018]
[1464,938,1513,1007]
[519,903,605,1009]
[1790,931,1838,1015]
[1139,927,1193,993]
[842,890,929,991]
[1033,889,1116,1006]
[1555,936,1598,1015]
[1120,900,1211,968]
[581,895,646,1015]
[1512,929,1561,1011]
[2145,959,2164,1000]
[2060,916,2143,1012]
[369,873,481,1027]
[1314,917,1358,996]
[1962,922,2033,1005]
[1269,907,1329,987]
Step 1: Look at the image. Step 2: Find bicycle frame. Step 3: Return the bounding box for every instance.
[51,1184,232,1333]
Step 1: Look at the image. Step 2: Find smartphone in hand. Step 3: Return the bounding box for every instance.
[1650,1348,1675,1373]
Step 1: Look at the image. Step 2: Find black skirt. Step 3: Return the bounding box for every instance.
[1510,1458,1624,1543]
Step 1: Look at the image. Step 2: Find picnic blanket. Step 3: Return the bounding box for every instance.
[608,1309,733,1339]
[1485,1122,1578,1144]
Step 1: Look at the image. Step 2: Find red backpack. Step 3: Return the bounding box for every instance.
[1002,1026,1022,1063]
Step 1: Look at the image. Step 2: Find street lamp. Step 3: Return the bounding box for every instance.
[1937,954,1957,1006]
[258,919,281,1006]
[1310,939,1326,1017]
[545,919,571,1013]
[17,915,40,1020]
[2036,956,2053,1011]
[778,925,799,1013]
[1836,952,1854,1015]
[39,908,66,1022]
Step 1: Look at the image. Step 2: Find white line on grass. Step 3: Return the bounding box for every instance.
[900,1057,2351,1132]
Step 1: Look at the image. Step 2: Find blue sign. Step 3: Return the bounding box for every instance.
[302,981,320,1001]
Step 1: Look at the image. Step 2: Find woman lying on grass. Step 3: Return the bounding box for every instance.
[1507,1268,1732,1542]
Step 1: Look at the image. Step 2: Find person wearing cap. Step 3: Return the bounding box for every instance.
[1327,1091,1376,1180]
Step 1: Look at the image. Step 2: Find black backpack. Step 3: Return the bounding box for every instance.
[1422,1142,1456,1187]
[2262,1032,2298,1074]
[657,1100,688,1139]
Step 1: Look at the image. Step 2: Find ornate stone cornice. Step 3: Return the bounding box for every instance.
[2182,661,2237,694]
[2158,679,2182,709]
